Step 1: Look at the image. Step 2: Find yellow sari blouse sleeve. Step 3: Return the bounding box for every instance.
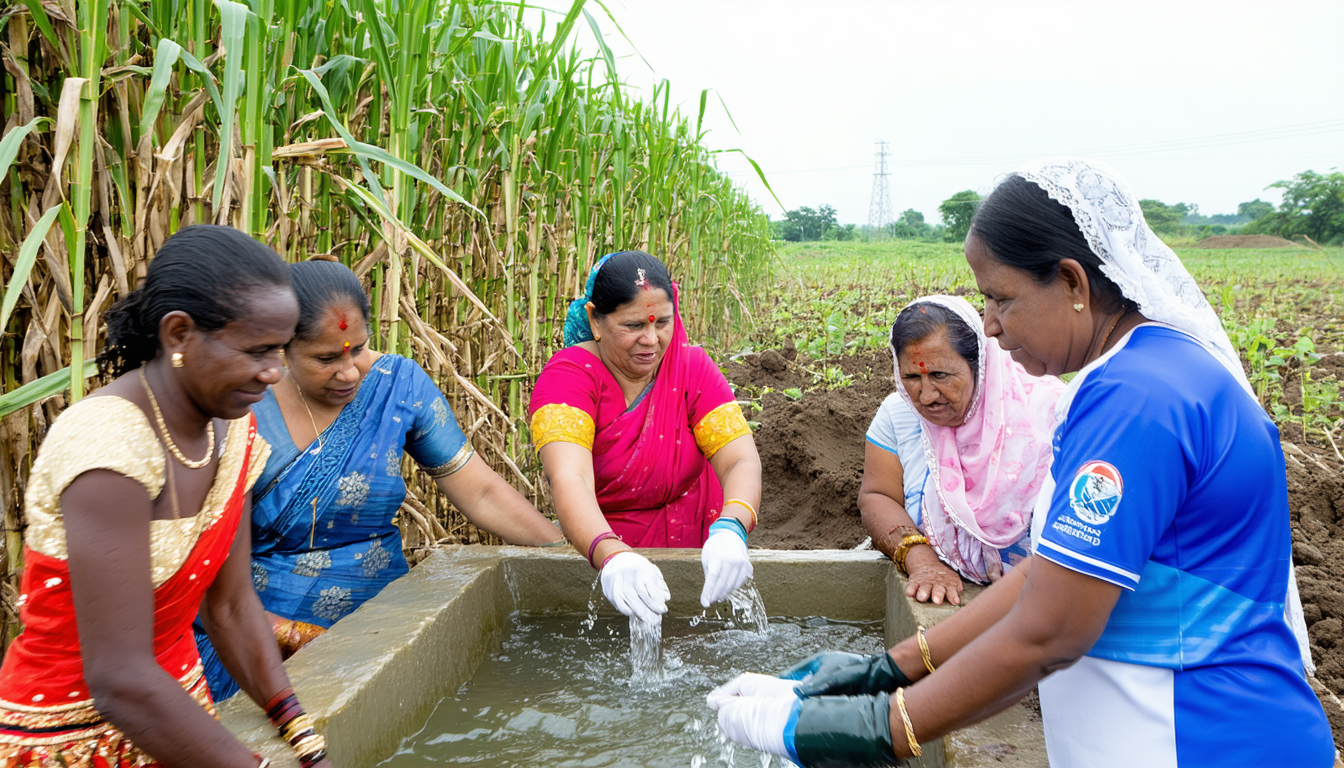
[531,403,596,451]
[692,401,752,460]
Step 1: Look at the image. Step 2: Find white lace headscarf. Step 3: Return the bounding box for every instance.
[1008,157,1253,399]
[1006,157,1313,675]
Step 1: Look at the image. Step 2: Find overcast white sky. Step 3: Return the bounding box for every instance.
[567,0,1344,226]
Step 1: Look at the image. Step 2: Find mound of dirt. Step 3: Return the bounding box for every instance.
[1194,234,1299,249]
[732,350,893,549]
[1285,444,1344,740]
[723,346,809,391]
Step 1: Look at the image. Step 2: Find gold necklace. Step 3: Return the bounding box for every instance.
[140,368,214,469]
[291,378,324,547]
[1098,312,1125,354]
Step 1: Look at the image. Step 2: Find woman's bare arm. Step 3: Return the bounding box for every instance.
[860,442,965,604]
[708,435,762,529]
[434,453,563,545]
[539,442,629,564]
[64,471,259,768]
[198,496,293,706]
[886,557,1121,757]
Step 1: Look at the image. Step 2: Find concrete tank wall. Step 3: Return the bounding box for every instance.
[220,546,1046,768]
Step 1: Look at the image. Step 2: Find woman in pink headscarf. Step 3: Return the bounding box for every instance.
[860,295,1064,605]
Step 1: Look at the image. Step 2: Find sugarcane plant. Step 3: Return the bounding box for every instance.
[0,0,776,647]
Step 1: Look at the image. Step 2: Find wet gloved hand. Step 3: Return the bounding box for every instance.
[599,551,670,625]
[713,694,797,760]
[706,672,800,711]
[700,518,753,607]
[714,693,900,767]
[780,651,911,698]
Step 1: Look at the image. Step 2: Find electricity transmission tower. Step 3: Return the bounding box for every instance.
[867,141,893,234]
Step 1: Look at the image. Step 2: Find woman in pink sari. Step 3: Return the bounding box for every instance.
[529,251,761,623]
[860,296,1064,605]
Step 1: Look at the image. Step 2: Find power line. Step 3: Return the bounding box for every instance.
[736,118,1344,176]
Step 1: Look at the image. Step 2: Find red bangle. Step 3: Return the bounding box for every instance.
[599,550,624,570]
[263,687,294,715]
[587,531,621,568]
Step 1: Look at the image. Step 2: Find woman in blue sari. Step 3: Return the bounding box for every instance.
[197,259,562,700]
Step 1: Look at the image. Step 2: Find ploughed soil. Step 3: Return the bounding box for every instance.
[728,348,1344,748]
[1194,234,1300,249]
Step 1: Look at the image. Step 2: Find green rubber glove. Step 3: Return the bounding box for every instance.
[793,693,902,767]
[781,651,912,698]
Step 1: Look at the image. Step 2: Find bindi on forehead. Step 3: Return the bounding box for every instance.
[918,361,927,373]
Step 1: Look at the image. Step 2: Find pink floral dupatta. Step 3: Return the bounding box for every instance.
[529,282,741,547]
[894,296,1064,582]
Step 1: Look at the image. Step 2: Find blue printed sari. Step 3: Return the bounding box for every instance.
[195,354,472,700]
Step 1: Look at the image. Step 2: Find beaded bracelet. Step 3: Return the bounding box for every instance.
[874,524,920,559]
[587,531,622,568]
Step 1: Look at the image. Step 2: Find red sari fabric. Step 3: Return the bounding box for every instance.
[530,286,741,547]
[0,414,258,767]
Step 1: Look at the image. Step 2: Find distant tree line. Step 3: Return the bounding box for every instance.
[770,169,1343,245]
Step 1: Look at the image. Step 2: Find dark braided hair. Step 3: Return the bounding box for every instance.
[290,259,370,342]
[98,226,292,377]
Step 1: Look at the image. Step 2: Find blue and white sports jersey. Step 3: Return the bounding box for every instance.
[1033,325,1333,768]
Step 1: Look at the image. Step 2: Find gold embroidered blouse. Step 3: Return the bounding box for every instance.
[23,396,270,587]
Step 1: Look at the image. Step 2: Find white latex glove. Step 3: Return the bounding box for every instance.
[715,694,797,759]
[706,673,800,711]
[600,551,670,625]
[700,527,753,607]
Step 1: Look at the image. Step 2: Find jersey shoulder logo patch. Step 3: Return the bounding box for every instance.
[1069,460,1123,525]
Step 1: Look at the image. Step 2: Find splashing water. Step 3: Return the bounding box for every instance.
[630,614,664,682]
[380,612,881,767]
[691,580,769,634]
[728,581,769,633]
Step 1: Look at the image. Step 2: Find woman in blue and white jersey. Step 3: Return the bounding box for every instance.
[709,158,1331,768]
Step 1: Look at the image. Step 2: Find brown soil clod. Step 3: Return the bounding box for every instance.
[1194,234,1301,249]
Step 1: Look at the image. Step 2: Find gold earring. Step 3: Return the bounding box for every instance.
[171,352,185,368]
[594,332,602,341]
[1073,303,1084,313]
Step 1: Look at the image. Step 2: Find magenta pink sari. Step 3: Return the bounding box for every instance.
[529,285,743,547]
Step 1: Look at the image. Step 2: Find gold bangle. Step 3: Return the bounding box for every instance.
[917,625,936,675]
[293,734,327,756]
[725,498,758,530]
[280,713,316,741]
[893,534,928,575]
[896,687,922,757]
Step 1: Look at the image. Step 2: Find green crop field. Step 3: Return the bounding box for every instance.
[738,240,1344,453]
